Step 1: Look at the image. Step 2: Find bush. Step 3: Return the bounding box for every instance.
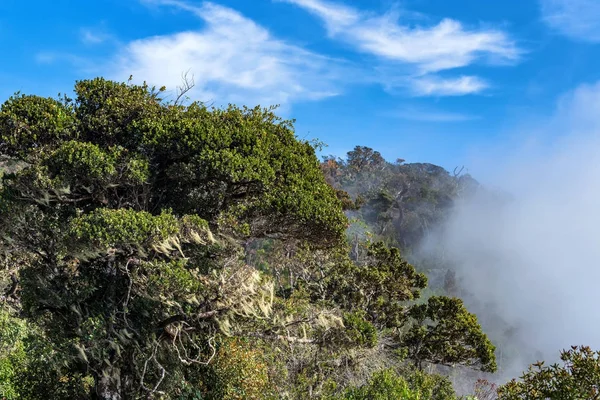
[338,369,456,400]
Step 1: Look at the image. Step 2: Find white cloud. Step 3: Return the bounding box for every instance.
[385,107,479,122]
[80,28,113,45]
[555,81,600,130]
[540,0,600,42]
[420,81,600,381]
[109,1,347,108]
[411,75,489,96]
[280,0,520,96]
[275,0,359,32]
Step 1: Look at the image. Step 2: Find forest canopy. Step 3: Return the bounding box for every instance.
[0,78,594,399]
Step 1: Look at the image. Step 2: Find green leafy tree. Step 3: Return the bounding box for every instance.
[0,307,93,399]
[337,368,456,400]
[201,337,274,400]
[346,146,386,175]
[0,78,347,399]
[320,243,495,374]
[498,345,600,399]
[0,308,27,399]
[340,369,424,400]
[0,78,499,399]
[402,296,497,373]
[326,241,428,330]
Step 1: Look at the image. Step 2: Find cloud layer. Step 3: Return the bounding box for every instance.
[110,1,346,108]
[33,0,523,109]
[281,0,520,96]
[422,80,600,380]
[540,0,600,42]
[31,0,524,109]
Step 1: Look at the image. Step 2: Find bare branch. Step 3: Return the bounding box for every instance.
[174,70,195,106]
[453,165,465,177]
[172,328,217,365]
[156,309,222,330]
[250,332,316,344]
[140,342,166,396]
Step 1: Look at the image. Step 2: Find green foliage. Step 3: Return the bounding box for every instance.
[337,368,456,400]
[140,100,347,243]
[13,337,94,400]
[403,368,457,400]
[67,208,211,255]
[0,308,27,399]
[0,77,348,398]
[0,94,75,158]
[48,140,150,187]
[403,297,497,373]
[328,241,428,329]
[341,310,378,348]
[1,78,347,243]
[74,78,164,149]
[0,308,93,399]
[497,345,600,399]
[69,208,180,248]
[340,369,421,400]
[203,338,274,400]
[0,78,500,399]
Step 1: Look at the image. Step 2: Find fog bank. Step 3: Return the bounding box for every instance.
[423,81,600,380]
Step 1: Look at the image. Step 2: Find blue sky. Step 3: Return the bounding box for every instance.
[1,0,600,171]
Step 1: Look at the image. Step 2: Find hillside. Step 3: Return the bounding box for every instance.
[0,80,597,400]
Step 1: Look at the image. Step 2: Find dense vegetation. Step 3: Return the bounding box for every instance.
[0,78,597,399]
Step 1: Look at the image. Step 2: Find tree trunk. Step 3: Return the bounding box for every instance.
[95,368,122,400]
[95,257,123,400]
[352,234,359,261]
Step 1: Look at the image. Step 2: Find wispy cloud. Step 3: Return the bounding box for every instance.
[540,0,600,42]
[80,27,114,45]
[103,0,348,108]
[280,0,521,96]
[35,52,92,68]
[411,75,489,96]
[384,107,480,122]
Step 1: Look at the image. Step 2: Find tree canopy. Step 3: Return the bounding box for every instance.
[497,346,600,399]
[0,78,496,399]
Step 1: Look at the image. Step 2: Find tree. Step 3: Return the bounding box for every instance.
[0,78,498,399]
[309,241,496,376]
[0,78,348,399]
[345,146,386,175]
[201,337,273,400]
[0,308,28,399]
[325,241,428,330]
[497,346,600,399]
[320,149,470,251]
[336,368,456,400]
[339,369,426,400]
[0,307,93,399]
[402,296,497,373]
